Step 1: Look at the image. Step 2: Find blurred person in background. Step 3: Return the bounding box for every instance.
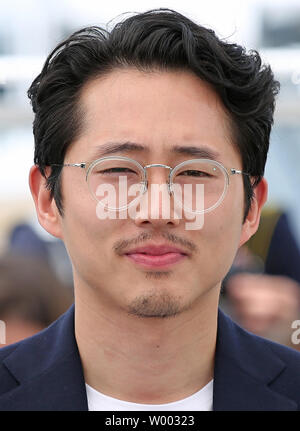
[222,206,300,349]
[0,252,73,347]
[1,8,300,412]
[8,218,73,287]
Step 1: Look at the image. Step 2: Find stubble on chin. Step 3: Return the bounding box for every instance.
[127,285,183,319]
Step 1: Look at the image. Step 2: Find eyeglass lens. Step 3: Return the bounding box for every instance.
[87,159,227,212]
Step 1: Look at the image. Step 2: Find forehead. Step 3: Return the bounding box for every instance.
[71,68,239,164]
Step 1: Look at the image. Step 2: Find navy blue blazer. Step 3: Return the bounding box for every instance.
[0,305,300,411]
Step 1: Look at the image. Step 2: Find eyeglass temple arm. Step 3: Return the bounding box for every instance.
[230,168,250,176]
[50,163,86,168]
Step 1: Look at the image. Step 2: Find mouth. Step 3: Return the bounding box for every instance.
[124,244,189,269]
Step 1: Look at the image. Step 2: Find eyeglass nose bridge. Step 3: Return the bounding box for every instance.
[143,163,173,195]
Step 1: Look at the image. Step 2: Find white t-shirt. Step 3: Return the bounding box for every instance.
[85,380,213,411]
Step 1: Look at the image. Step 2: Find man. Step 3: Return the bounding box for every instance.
[0,8,300,411]
[0,252,73,346]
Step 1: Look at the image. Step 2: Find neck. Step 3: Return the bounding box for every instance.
[75,284,219,404]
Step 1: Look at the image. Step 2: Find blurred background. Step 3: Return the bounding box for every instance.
[0,0,300,347]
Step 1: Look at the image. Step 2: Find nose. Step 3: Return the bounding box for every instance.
[133,165,181,228]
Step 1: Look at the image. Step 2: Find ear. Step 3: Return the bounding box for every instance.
[239,177,268,247]
[29,165,63,239]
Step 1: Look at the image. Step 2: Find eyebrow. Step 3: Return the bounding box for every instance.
[171,144,220,161]
[90,141,220,161]
[91,142,148,158]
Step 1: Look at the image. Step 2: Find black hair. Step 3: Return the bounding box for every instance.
[28,8,280,218]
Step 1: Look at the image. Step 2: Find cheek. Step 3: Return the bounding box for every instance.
[61,208,126,292]
[59,175,116,273]
[194,188,244,280]
[64,203,113,247]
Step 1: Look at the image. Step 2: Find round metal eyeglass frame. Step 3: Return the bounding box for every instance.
[51,156,250,214]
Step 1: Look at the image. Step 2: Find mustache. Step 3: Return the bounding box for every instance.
[113,231,197,255]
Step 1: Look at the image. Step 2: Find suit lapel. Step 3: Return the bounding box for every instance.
[0,351,87,411]
[213,310,298,411]
[0,305,88,411]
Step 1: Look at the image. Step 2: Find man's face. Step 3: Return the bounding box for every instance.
[55,69,253,317]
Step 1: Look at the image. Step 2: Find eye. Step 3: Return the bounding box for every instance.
[97,167,138,174]
[179,170,211,177]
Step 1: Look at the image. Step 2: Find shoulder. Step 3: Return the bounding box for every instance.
[226,310,300,369]
[247,328,300,403]
[220,310,300,397]
[259,334,300,383]
[0,305,76,396]
[237,316,300,366]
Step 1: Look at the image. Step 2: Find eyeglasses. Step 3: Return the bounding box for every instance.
[51,156,249,214]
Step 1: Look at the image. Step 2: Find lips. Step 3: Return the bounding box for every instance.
[124,244,188,268]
